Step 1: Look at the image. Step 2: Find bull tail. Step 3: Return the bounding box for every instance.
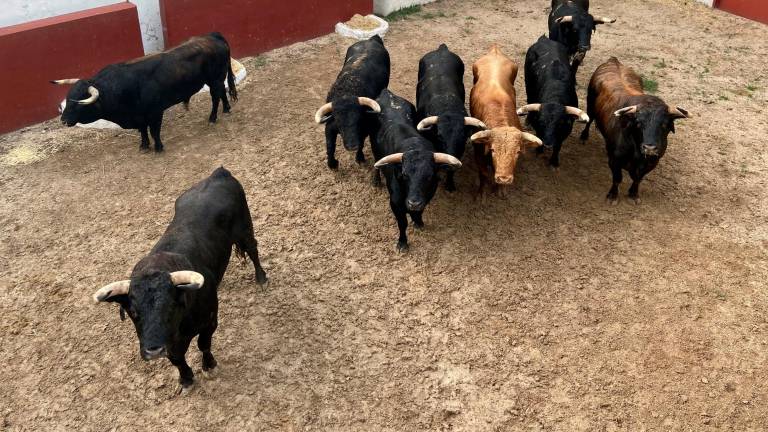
[227,62,238,102]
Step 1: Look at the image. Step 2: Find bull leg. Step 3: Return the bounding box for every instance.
[198,322,218,371]
[168,336,194,392]
[549,145,561,168]
[149,115,164,152]
[238,235,268,285]
[218,81,232,114]
[445,171,457,192]
[410,212,425,230]
[371,168,382,187]
[391,200,409,252]
[325,124,339,170]
[355,134,367,165]
[139,126,150,152]
[580,119,594,143]
[628,171,644,204]
[607,160,622,205]
[208,85,221,123]
[473,144,487,199]
[571,58,582,82]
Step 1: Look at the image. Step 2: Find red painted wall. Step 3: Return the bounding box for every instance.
[0,3,144,134]
[716,0,768,24]
[160,0,373,58]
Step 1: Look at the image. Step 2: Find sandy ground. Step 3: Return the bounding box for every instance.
[1,0,768,430]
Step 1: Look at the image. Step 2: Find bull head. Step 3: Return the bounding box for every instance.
[93,270,205,361]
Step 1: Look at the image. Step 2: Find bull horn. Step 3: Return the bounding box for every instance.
[594,16,616,24]
[470,130,493,143]
[517,104,542,116]
[169,271,205,289]
[669,106,690,119]
[417,116,439,131]
[374,153,404,168]
[77,86,100,105]
[434,153,462,168]
[565,106,590,123]
[51,79,80,85]
[464,117,487,129]
[614,106,638,117]
[93,280,130,304]
[314,102,333,124]
[358,97,381,113]
[522,132,543,146]
[556,16,573,23]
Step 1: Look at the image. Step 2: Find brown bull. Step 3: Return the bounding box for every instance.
[469,45,542,196]
[580,57,689,204]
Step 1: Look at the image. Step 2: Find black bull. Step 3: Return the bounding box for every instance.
[371,89,462,252]
[548,0,615,76]
[92,167,267,392]
[415,44,486,191]
[520,36,589,168]
[315,35,390,170]
[53,32,236,152]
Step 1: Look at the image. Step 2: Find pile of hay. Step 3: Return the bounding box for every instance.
[344,14,381,31]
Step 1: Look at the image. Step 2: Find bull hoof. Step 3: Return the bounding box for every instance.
[154,146,164,153]
[356,156,367,165]
[327,159,339,170]
[606,197,619,206]
[223,106,231,114]
[397,241,409,253]
[208,115,218,124]
[202,352,217,371]
[176,382,195,396]
[549,165,560,174]
[140,145,151,153]
[630,196,641,205]
[445,182,456,192]
[256,270,268,286]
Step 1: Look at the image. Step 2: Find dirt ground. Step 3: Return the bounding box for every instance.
[1,0,767,430]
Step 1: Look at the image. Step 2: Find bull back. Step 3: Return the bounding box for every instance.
[470,45,520,129]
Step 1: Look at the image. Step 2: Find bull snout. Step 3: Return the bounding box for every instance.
[641,144,659,156]
[495,175,514,185]
[406,199,425,212]
[141,346,166,361]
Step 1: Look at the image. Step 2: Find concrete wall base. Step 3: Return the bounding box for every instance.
[374,0,436,16]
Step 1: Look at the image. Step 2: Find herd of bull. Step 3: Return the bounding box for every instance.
[47,1,690,393]
[314,0,689,251]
